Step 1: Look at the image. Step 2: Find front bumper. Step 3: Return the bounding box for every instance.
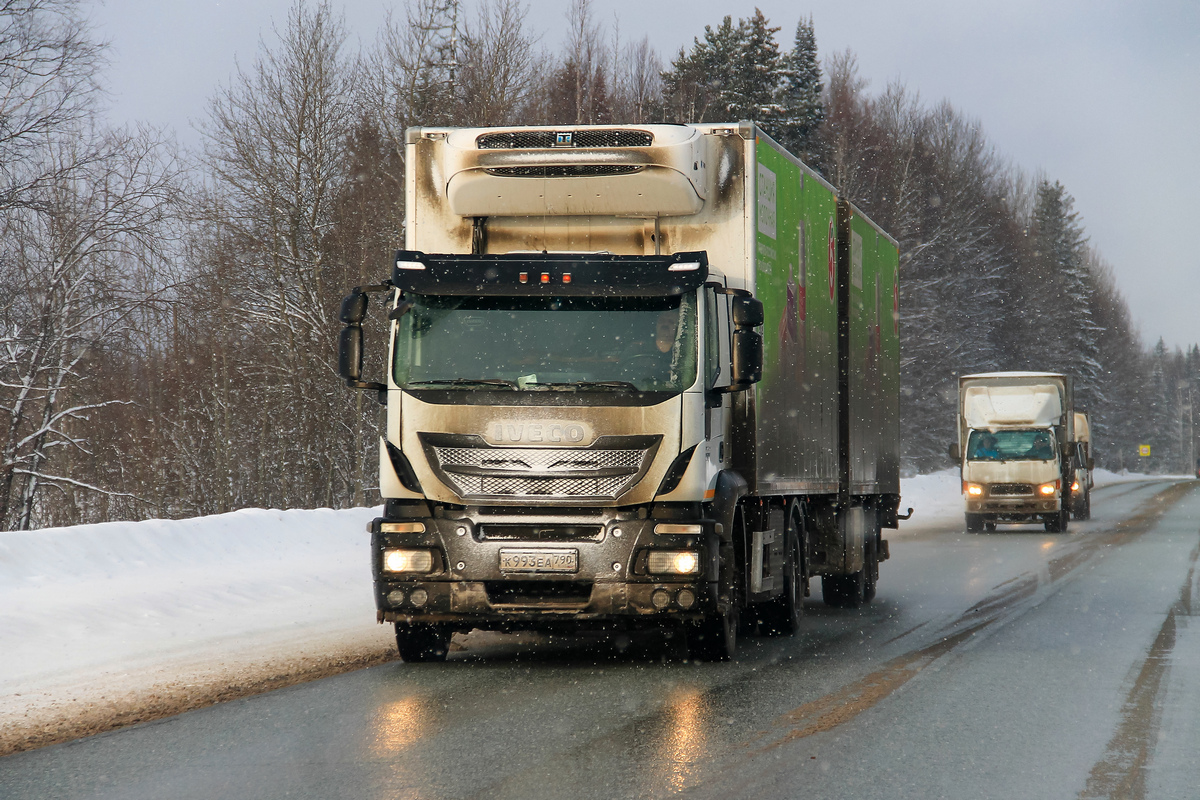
[966,493,1060,519]
[369,511,721,631]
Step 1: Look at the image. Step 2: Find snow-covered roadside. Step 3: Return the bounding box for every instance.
[0,507,396,754]
[0,470,1176,754]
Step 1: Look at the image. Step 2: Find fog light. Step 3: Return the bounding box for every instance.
[383,548,435,573]
[676,589,696,609]
[408,588,428,607]
[651,589,671,609]
[647,550,700,575]
[387,589,405,606]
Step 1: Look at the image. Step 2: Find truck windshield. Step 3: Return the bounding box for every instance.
[392,293,697,393]
[967,429,1056,461]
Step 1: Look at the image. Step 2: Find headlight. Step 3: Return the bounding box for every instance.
[647,550,700,575]
[1038,482,1059,496]
[965,483,983,496]
[1071,481,1080,492]
[382,548,435,573]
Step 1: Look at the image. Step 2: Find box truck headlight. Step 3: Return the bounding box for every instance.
[1038,482,1059,496]
[1071,480,1080,492]
[382,548,435,573]
[647,550,700,575]
[965,482,983,496]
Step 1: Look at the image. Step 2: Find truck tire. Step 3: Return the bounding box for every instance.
[822,570,865,608]
[687,508,744,661]
[862,531,879,603]
[686,605,739,661]
[1073,491,1091,520]
[395,623,451,662]
[965,513,984,533]
[758,508,804,636]
[822,512,878,608]
[1044,509,1069,533]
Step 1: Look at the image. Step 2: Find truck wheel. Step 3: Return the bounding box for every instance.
[984,521,997,532]
[862,532,879,603]
[965,513,984,533]
[395,623,451,663]
[822,570,865,608]
[1073,492,1091,520]
[687,509,743,661]
[758,510,804,636]
[1044,509,1068,533]
[686,604,738,661]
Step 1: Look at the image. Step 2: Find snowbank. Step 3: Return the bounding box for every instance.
[0,506,396,753]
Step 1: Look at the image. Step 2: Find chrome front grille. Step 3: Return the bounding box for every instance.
[420,434,660,502]
[485,164,643,178]
[476,129,653,149]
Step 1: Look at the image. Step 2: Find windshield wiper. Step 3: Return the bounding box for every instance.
[407,378,518,389]
[524,380,642,392]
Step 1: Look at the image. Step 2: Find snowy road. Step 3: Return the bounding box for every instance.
[1,477,1197,799]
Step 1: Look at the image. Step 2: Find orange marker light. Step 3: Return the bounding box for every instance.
[541,273,550,283]
[562,273,572,284]
[519,272,528,283]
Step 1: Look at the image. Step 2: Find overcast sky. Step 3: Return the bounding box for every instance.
[91,0,1199,351]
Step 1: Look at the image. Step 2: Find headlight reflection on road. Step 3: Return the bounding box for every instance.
[370,695,430,755]
[654,685,709,794]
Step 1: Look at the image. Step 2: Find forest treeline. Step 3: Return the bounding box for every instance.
[1,0,1196,530]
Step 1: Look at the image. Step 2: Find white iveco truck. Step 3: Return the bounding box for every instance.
[338,122,904,661]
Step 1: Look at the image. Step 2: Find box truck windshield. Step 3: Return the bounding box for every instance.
[393,293,698,393]
[967,429,1056,461]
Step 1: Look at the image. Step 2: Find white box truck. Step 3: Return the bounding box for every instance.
[338,122,903,661]
[952,372,1074,532]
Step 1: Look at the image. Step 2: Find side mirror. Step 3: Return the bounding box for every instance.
[340,289,368,324]
[731,329,763,386]
[732,296,764,328]
[338,325,363,382]
[948,442,960,461]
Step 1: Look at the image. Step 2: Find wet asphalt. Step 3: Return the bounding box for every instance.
[2,478,1198,800]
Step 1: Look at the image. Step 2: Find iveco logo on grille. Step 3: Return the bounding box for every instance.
[486,421,593,445]
[553,131,574,147]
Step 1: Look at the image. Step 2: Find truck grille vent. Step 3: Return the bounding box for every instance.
[476,129,653,149]
[990,484,1033,496]
[420,434,660,502]
[485,165,643,178]
[485,580,593,607]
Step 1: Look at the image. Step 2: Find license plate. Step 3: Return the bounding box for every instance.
[498,548,579,573]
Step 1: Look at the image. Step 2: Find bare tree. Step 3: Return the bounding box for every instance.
[198,0,361,509]
[0,0,105,211]
[0,127,180,528]
[456,0,538,126]
[609,34,661,123]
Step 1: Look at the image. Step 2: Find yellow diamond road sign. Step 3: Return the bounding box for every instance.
[1139,444,1151,457]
